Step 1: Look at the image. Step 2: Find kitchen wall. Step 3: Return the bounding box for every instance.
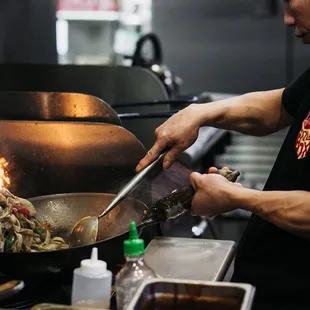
[0,0,57,64]
[152,0,309,95]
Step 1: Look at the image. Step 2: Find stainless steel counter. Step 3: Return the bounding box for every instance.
[144,237,236,282]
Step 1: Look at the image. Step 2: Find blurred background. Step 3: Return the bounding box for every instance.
[1,0,307,89]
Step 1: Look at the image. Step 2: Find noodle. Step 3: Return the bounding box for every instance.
[0,188,69,253]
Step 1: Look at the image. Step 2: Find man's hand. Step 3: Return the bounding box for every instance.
[190,171,243,217]
[136,104,202,172]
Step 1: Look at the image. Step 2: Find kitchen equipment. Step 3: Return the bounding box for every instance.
[0,193,149,280]
[0,91,179,123]
[70,167,239,248]
[113,97,199,108]
[129,33,182,98]
[144,238,236,281]
[32,304,109,310]
[0,65,169,104]
[0,167,238,280]
[0,238,238,309]
[0,67,197,150]
[126,278,255,310]
[141,169,240,228]
[113,92,213,110]
[70,152,167,247]
[0,280,24,301]
[0,120,147,199]
[0,91,121,125]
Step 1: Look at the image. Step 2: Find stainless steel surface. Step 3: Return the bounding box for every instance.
[69,215,99,247]
[29,192,148,244]
[0,91,121,125]
[0,64,169,151]
[0,192,151,279]
[0,120,147,199]
[144,237,236,281]
[69,153,165,246]
[127,278,255,310]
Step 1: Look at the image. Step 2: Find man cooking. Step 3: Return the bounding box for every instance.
[136,1,310,309]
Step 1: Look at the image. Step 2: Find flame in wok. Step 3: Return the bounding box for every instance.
[0,158,10,190]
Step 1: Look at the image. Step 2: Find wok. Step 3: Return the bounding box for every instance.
[0,192,152,281]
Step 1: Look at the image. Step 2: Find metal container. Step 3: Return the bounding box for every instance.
[127,278,255,310]
[144,237,236,281]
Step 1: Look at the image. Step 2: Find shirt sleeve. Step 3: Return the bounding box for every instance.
[282,68,310,119]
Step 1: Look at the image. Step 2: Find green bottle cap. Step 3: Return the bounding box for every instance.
[124,221,144,256]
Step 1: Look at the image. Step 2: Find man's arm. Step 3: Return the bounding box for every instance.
[197,88,294,136]
[190,173,310,241]
[137,88,294,171]
[239,189,310,240]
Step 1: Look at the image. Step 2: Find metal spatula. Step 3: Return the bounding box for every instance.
[69,151,167,247]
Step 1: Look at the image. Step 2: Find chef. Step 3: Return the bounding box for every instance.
[136,1,310,309]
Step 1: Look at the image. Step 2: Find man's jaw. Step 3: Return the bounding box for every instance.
[300,33,310,44]
[294,30,310,43]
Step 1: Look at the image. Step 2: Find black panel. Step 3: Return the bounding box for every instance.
[152,0,287,94]
[2,0,57,64]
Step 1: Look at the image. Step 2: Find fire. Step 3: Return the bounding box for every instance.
[0,158,10,190]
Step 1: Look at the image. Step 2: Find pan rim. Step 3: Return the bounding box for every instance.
[0,192,148,255]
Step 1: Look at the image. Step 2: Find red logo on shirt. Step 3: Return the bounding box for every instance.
[296,112,310,159]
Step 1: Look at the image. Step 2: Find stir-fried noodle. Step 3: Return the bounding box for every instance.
[0,188,69,253]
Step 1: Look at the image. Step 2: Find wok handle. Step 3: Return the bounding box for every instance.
[118,111,178,119]
[139,168,240,229]
[162,168,240,211]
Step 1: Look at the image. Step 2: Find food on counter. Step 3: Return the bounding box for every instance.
[0,187,69,253]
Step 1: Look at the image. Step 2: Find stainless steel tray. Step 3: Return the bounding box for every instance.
[127,278,255,310]
[144,237,236,281]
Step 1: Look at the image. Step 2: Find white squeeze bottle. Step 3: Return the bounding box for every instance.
[71,247,112,309]
[116,221,157,310]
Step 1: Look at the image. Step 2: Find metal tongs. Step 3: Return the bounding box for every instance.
[140,168,240,228]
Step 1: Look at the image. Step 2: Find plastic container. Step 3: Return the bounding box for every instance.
[71,247,112,309]
[116,221,157,310]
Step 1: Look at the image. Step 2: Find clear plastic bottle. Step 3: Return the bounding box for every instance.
[71,247,112,309]
[116,221,157,310]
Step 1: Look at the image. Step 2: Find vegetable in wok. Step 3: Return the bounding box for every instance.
[0,187,69,253]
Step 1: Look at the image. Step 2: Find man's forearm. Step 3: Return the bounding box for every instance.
[193,88,292,136]
[238,188,310,240]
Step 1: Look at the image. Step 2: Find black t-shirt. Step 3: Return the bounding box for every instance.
[231,68,310,310]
